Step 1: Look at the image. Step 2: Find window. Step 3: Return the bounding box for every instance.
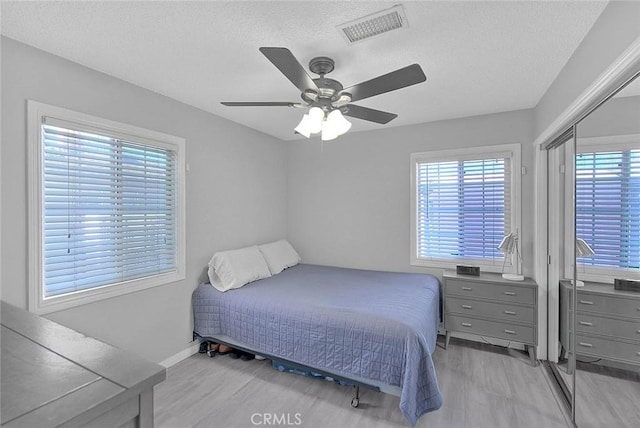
[28,101,186,314]
[575,135,640,281]
[410,144,521,270]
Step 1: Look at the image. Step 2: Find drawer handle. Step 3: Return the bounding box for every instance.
[504,291,516,296]
[462,305,473,309]
[504,329,516,335]
[504,310,516,315]
[579,321,593,326]
[579,300,594,305]
[461,322,472,327]
[461,287,473,291]
[578,342,593,348]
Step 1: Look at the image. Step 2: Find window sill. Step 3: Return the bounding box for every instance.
[29,271,184,315]
[410,258,513,274]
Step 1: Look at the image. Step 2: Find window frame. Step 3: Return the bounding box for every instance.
[28,101,186,314]
[410,143,522,271]
[564,133,640,283]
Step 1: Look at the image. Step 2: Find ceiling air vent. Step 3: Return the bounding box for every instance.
[337,4,408,44]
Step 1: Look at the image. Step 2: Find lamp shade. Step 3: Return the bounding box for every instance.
[321,119,339,141]
[294,114,312,138]
[574,238,595,287]
[326,109,352,135]
[498,232,524,281]
[576,238,595,258]
[307,107,324,134]
[498,232,518,255]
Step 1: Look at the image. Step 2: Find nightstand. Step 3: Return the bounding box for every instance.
[443,270,538,366]
[559,280,640,374]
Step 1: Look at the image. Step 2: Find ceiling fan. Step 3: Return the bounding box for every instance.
[221,47,427,140]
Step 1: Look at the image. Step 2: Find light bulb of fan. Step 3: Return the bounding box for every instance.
[308,107,324,134]
[294,114,312,138]
[326,109,352,135]
[321,119,339,141]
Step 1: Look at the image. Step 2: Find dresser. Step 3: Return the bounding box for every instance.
[443,270,538,366]
[1,301,166,428]
[559,281,640,374]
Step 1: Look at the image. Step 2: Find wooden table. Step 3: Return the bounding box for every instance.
[1,301,166,427]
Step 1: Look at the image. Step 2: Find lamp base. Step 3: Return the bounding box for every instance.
[502,273,525,281]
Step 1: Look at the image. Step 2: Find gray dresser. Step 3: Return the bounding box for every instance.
[1,301,166,428]
[559,281,640,374]
[443,270,538,366]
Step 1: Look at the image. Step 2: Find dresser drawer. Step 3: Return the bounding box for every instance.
[445,297,535,324]
[445,314,535,344]
[572,293,640,319]
[445,279,535,305]
[576,313,640,342]
[575,334,640,365]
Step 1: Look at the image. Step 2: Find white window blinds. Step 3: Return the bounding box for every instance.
[416,154,511,263]
[576,148,640,270]
[42,120,178,298]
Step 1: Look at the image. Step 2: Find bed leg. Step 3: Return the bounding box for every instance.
[351,385,360,408]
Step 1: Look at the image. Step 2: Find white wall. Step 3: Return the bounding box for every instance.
[287,109,535,279]
[535,0,640,138]
[578,95,640,138]
[0,37,288,363]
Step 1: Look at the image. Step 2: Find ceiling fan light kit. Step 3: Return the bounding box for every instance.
[221,46,426,141]
[295,107,352,141]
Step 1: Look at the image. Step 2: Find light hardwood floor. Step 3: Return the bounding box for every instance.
[557,359,640,428]
[154,337,570,428]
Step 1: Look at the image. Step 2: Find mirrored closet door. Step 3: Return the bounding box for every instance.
[572,74,640,428]
[546,126,577,414]
[547,72,640,427]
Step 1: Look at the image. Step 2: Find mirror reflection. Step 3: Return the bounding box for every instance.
[547,132,576,400]
[569,75,640,427]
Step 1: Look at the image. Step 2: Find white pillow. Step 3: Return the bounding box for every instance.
[208,246,271,292]
[258,239,301,275]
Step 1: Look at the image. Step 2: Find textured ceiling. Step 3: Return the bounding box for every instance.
[1,1,608,141]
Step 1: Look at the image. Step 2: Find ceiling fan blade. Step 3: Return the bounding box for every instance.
[342,104,398,124]
[343,64,426,103]
[221,101,304,107]
[259,47,319,93]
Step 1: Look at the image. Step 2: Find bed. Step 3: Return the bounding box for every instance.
[192,263,443,425]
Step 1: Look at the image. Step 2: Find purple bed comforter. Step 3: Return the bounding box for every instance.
[192,264,443,425]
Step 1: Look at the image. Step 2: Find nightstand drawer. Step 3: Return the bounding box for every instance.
[576,334,640,364]
[446,297,535,324]
[445,279,535,305]
[572,293,640,319]
[446,314,535,344]
[576,313,640,341]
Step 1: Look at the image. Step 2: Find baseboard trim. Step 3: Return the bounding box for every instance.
[160,341,200,368]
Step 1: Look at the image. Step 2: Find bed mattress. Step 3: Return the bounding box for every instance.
[192,263,443,425]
